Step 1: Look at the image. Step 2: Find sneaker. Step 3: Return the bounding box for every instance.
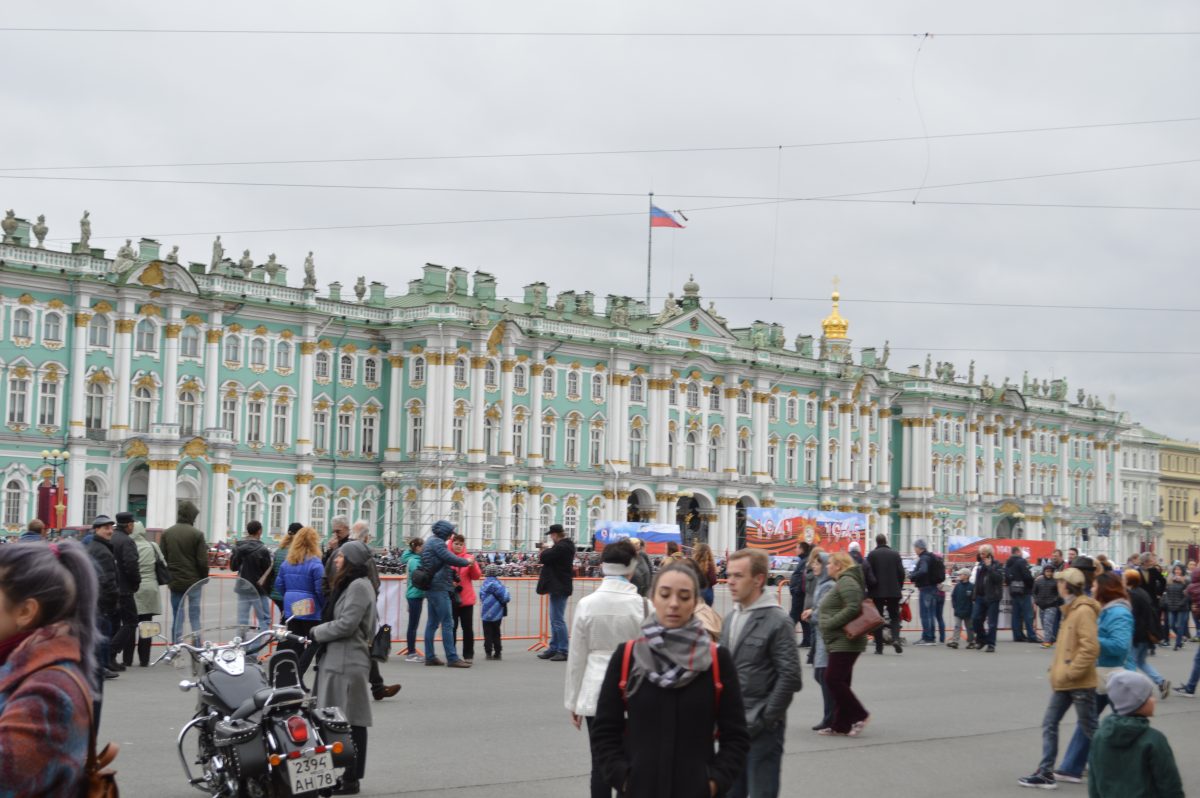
[424,657,446,667]
[447,659,472,669]
[913,640,936,647]
[1172,685,1195,697]
[947,641,959,649]
[1159,680,1171,700]
[966,642,977,650]
[1017,773,1057,790]
[816,728,845,736]
[893,642,903,654]
[986,645,996,652]
[493,653,502,660]
[404,653,425,663]
[549,652,568,662]
[536,649,555,660]
[1052,773,1083,784]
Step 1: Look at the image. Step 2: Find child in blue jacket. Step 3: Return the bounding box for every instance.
[949,568,975,649]
[478,566,511,660]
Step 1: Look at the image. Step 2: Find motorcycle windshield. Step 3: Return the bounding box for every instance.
[171,575,278,648]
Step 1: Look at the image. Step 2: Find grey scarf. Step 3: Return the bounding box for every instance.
[626,615,713,697]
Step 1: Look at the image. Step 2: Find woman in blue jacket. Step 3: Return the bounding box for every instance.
[274,526,326,680]
[1054,571,1134,781]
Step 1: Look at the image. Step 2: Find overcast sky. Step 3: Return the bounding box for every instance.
[2,2,1197,439]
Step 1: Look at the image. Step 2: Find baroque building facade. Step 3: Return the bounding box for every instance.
[0,213,1143,558]
[1158,437,1200,565]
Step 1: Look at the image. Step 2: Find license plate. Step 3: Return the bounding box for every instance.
[285,752,341,793]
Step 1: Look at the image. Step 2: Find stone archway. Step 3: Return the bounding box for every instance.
[627,488,655,522]
[735,495,759,551]
[676,490,715,546]
[123,462,150,525]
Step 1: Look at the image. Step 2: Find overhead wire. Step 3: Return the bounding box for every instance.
[1,27,1198,38]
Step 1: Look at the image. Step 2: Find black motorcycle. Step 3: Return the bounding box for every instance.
[156,576,357,797]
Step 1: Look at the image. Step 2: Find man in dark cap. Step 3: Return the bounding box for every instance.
[86,515,121,680]
[109,511,143,670]
[536,524,576,661]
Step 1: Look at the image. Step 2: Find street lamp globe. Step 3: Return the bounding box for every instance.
[41,449,50,459]
[61,451,69,460]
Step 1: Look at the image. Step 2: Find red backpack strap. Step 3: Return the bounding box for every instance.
[710,643,723,739]
[619,640,637,705]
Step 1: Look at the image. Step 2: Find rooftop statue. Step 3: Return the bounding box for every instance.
[303,252,317,288]
[446,270,457,299]
[113,239,137,273]
[166,244,179,263]
[1,210,17,243]
[355,276,367,302]
[264,253,280,279]
[880,340,891,368]
[32,214,48,248]
[210,235,224,272]
[79,210,91,247]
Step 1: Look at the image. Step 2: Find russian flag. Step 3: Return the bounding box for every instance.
[650,205,685,229]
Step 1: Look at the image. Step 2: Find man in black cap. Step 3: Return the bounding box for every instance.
[1071,554,1097,596]
[109,511,142,670]
[86,515,121,680]
[536,524,576,661]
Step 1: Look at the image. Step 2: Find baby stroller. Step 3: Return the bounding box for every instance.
[878,587,915,646]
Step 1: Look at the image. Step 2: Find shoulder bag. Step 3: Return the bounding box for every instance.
[49,665,120,797]
[844,599,885,639]
[153,544,170,587]
[370,624,392,662]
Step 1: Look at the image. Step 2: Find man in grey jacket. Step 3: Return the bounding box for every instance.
[721,548,802,798]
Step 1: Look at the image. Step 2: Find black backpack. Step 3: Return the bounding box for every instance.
[927,554,946,586]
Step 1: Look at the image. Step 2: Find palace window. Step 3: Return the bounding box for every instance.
[787,442,799,482]
[738,436,750,476]
[482,501,495,543]
[276,341,293,370]
[787,397,799,424]
[250,339,266,368]
[767,441,778,479]
[314,352,330,380]
[11,308,31,339]
[564,505,579,540]
[180,326,201,358]
[513,364,527,392]
[270,494,286,535]
[179,391,199,436]
[221,395,238,433]
[407,414,422,454]
[513,420,526,459]
[801,447,814,483]
[310,497,327,534]
[591,374,605,402]
[452,416,466,454]
[339,354,354,382]
[737,391,749,415]
[363,357,377,384]
[567,371,581,399]
[684,431,696,470]
[88,315,111,347]
[37,379,58,426]
[485,360,498,389]
[135,320,157,353]
[566,424,580,465]
[244,493,261,525]
[338,411,354,452]
[769,398,779,423]
[541,419,555,463]
[132,387,153,433]
[83,479,100,523]
[709,387,721,411]
[86,383,106,429]
[43,313,62,343]
[542,367,555,396]
[708,435,720,472]
[686,383,700,409]
[454,357,467,384]
[3,480,24,526]
[668,382,677,406]
[590,427,603,467]
[540,504,554,530]
[246,399,265,444]
[630,376,644,403]
[312,410,328,450]
[361,414,377,456]
[273,402,289,446]
[225,335,242,364]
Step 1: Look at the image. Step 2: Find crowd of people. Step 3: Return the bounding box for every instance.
[2,508,1196,797]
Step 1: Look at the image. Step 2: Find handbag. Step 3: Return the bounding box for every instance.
[50,665,120,797]
[844,599,885,639]
[153,545,170,587]
[370,624,392,662]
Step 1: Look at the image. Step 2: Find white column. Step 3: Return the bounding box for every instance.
[723,387,738,477]
[210,463,230,541]
[498,487,514,551]
[983,423,997,498]
[69,301,90,440]
[1059,432,1071,505]
[617,375,631,467]
[203,311,223,431]
[1020,426,1033,496]
[699,395,710,471]
[296,338,316,457]
[295,472,312,526]
[1003,425,1015,496]
[529,362,545,465]
[469,353,486,464]
[900,419,912,490]
[425,350,442,453]
[819,401,832,489]
[442,348,455,452]
[966,418,978,498]
[857,407,871,485]
[1095,441,1108,508]
[499,357,514,461]
[920,418,933,493]
[467,482,484,550]
[648,378,664,468]
[111,301,134,437]
[161,307,182,426]
[605,369,619,468]
[877,409,892,492]
[751,391,767,480]
[716,499,732,555]
[838,403,853,488]
[66,443,87,526]
[1110,444,1122,505]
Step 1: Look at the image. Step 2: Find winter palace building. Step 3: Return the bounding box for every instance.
[0,211,1160,559]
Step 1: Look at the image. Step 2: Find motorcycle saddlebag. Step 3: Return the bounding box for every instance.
[312,707,355,770]
[214,717,268,780]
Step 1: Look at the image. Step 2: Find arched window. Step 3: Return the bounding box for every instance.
[409,413,424,454]
[564,505,579,540]
[276,340,293,369]
[685,431,697,470]
[513,419,526,458]
[630,376,644,403]
[787,397,799,423]
[768,440,778,479]
[513,364,527,391]
[709,387,721,411]
[482,501,496,544]
[737,390,749,415]
[179,390,199,435]
[270,494,286,534]
[11,308,31,338]
[484,360,497,388]
[412,356,426,384]
[339,354,354,382]
[708,434,720,472]
[591,373,605,402]
[565,422,580,465]
[590,426,603,467]
[631,427,645,468]
[769,398,779,423]
[132,386,153,432]
[737,436,750,476]
[452,415,466,454]
[86,382,106,429]
[273,400,290,446]
[484,416,497,456]
[6,373,28,425]
[244,492,262,524]
[180,326,200,358]
[83,478,100,523]
[828,440,838,478]
[363,357,377,384]
[668,382,678,406]
[88,315,111,347]
[38,378,59,426]
[542,367,555,395]
[804,445,817,484]
[225,335,242,364]
[135,319,157,353]
[43,313,63,343]
[454,357,467,384]
[541,416,556,463]
[336,498,352,519]
[246,397,266,444]
[786,441,798,482]
[510,502,523,543]
[314,351,330,379]
[567,371,581,399]
[686,383,700,409]
[308,496,328,534]
[4,479,24,526]
[540,503,554,531]
[250,338,266,367]
[805,401,816,424]
[360,500,375,535]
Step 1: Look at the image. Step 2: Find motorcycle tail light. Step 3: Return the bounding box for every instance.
[331,741,344,754]
[285,715,309,744]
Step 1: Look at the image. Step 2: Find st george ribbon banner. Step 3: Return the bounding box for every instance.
[744,508,868,556]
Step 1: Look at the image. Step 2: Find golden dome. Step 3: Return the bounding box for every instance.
[822,290,849,339]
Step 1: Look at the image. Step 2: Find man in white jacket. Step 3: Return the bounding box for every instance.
[565,539,647,798]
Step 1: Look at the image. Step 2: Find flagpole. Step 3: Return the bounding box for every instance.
[646,192,654,310]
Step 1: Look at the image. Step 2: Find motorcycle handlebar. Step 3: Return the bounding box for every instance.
[153,627,303,665]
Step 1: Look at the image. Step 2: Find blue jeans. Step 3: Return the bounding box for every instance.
[729,720,784,798]
[972,597,999,647]
[1038,688,1097,776]
[1012,593,1038,641]
[1169,610,1189,646]
[918,586,938,641]
[1131,642,1165,686]
[425,590,459,662]
[1185,643,1200,692]
[237,592,272,635]
[405,596,423,654]
[1040,607,1060,644]
[549,594,569,655]
[1057,692,1110,777]
[170,589,203,644]
[935,592,946,642]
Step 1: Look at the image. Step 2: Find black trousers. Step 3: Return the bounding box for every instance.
[111,595,139,666]
[349,725,368,782]
[453,603,476,660]
[585,716,614,798]
[135,613,156,666]
[284,618,320,683]
[482,620,503,656]
[873,597,901,652]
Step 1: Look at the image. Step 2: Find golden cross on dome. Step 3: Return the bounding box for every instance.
[832,275,840,292]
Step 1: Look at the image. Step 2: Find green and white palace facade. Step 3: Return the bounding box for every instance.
[0,213,1147,558]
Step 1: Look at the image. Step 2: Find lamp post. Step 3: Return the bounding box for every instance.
[380,470,403,550]
[934,507,951,556]
[1095,509,1112,561]
[40,449,70,533]
[511,480,529,551]
[1141,520,1153,554]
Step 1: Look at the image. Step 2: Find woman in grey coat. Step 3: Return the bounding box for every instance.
[312,540,376,794]
[800,550,835,731]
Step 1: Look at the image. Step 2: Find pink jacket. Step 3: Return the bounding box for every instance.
[452,546,483,606]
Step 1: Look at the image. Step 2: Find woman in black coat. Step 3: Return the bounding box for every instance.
[591,561,749,798]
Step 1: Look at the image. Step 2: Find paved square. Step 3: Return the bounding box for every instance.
[102,638,1199,796]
